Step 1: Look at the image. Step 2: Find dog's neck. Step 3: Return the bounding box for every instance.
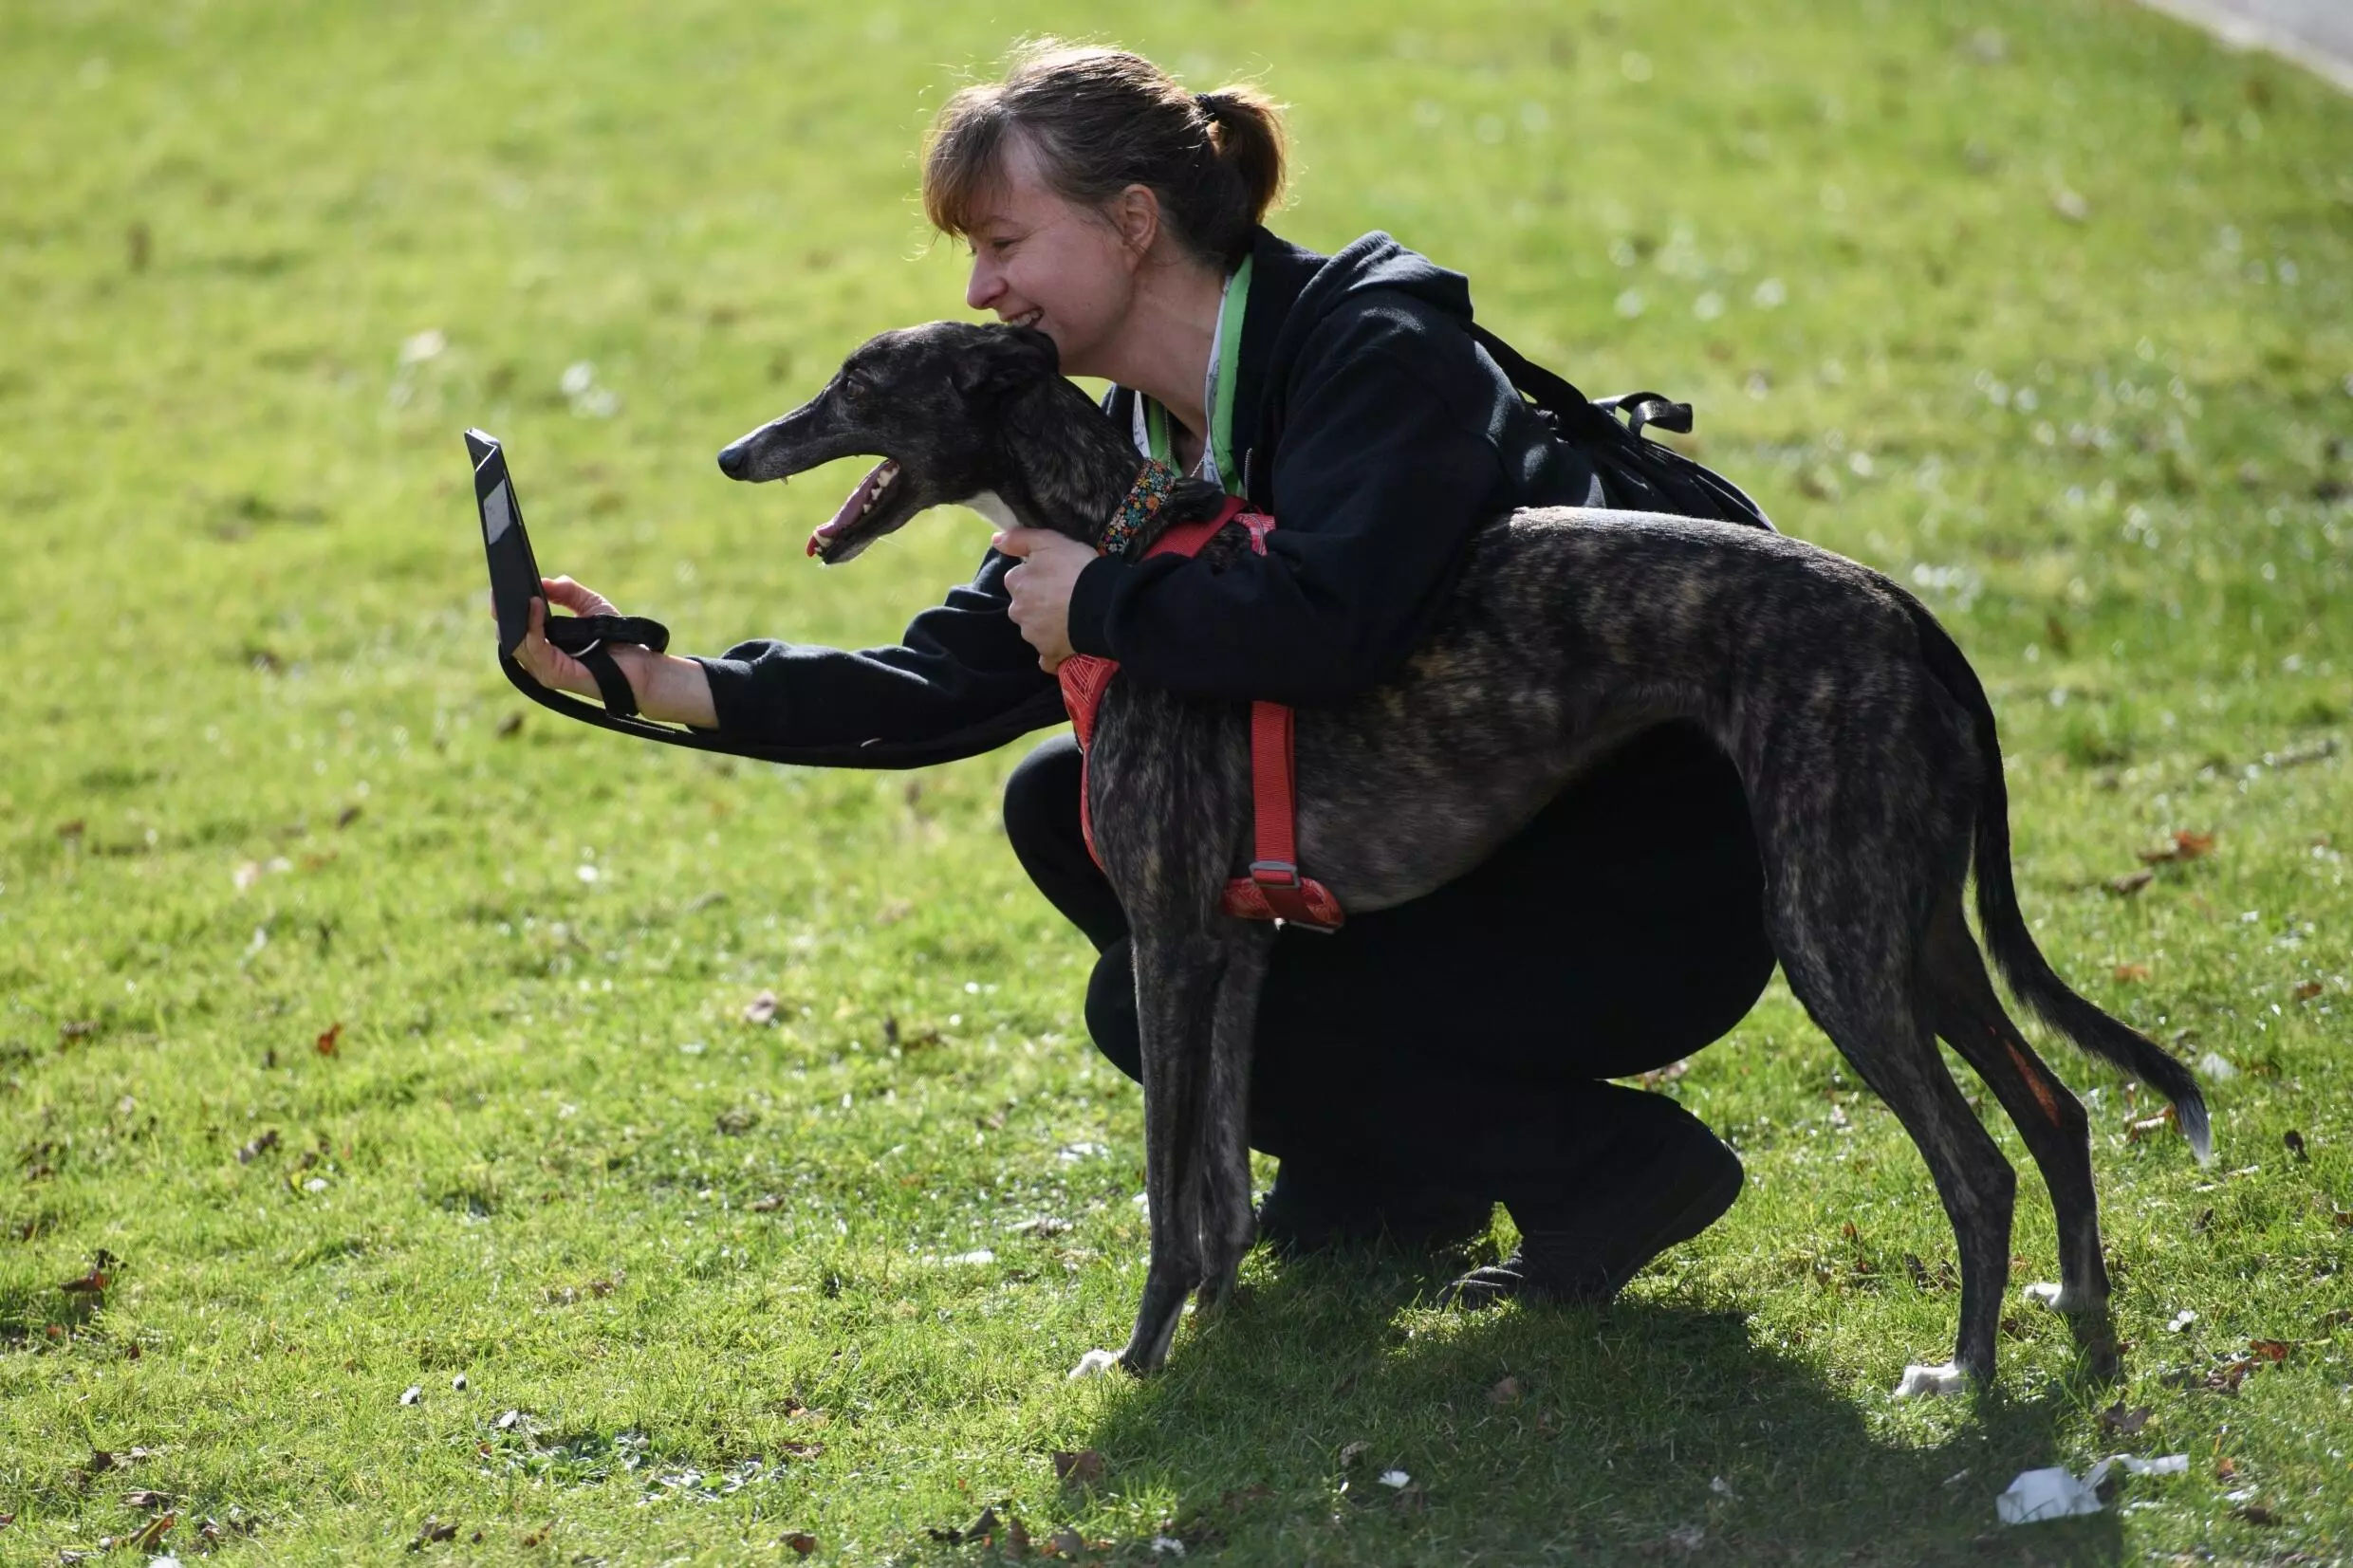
[972,379,1232,552]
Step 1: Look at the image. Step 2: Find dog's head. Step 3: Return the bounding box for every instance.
[716,321,1063,564]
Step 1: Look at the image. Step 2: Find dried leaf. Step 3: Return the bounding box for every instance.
[2105,869,2155,897]
[2137,829,2216,865]
[2249,1338,2291,1362]
[2097,1401,2151,1436]
[130,1512,176,1550]
[2233,1503,2278,1526]
[781,1533,817,1557]
[2291,980,2324,1003]
[1051,1526,1085,1556]
[495,711,525,738]
[749,1193,785,1212]
[2125,1107,2177,1143]
[315,1022,343,1056]
[1488,1374,1523,1404]
[1052,1448,1104,1487]
[58,1267,108,1295]
[2214,1456,2240,1480]
[123,1489,172,1510]
[59,1019,99,1042]
[742,990,781,1025]
[409,1516,458,1548]
[1338,1440,1370,1469]
[237,1129,280,1165]
[2113,962,2152,983]
[2285,1130,2308,1161]
[715,1107,758,1136]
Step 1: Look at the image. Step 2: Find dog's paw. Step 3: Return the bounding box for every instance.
[1067,1348,1122,1380]
[1892,1361,1970,1399]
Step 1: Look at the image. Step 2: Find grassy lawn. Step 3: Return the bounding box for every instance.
[4,0,2350,1560]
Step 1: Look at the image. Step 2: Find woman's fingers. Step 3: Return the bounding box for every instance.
[513,596,591,694]
[540,574,617,617]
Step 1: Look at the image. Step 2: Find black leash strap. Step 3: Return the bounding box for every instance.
[542,614,670,719]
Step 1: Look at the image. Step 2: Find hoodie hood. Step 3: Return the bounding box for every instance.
[1230,229,1477,506]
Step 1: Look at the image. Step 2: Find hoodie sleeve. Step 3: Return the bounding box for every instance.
[1064,293,1510,706]
[693,544,1058,747]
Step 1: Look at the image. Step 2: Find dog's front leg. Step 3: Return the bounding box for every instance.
[1117,932,1225,1374]
[1195,923,1274,1315]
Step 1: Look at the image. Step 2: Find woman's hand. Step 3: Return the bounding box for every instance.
[994,528,1098,672]
[510,575,620,698]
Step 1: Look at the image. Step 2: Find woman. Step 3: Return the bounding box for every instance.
[515,42,1775,1304]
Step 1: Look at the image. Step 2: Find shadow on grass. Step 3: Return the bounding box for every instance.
[1067,1251,2122,1567]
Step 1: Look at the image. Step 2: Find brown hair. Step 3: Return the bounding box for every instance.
[921,41,1288,269]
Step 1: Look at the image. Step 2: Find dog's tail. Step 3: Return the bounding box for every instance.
[1906,600,2212,1163]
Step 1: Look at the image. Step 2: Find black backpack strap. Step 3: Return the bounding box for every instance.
[1469,323,1775,533]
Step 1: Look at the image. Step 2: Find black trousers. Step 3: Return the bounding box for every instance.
[1002,720,1777,1197]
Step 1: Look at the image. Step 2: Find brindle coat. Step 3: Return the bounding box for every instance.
[717,322,2210,1391]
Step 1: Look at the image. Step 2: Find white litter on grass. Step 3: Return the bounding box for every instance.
[1150,1538,1186,1557]
[2022,1282,2066,1309]
[1377,1470,1411,1489]
[2167,1309,2198,1333]
[2198,1051,2239,1081]
[941,1249,995,1266]
[1893,1361,1969,1398]
[1995,1454,2188,1524]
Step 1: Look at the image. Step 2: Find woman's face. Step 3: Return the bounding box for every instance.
[962,136,1143,378]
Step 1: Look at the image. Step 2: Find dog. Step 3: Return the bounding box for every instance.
[715,321,2209,1393]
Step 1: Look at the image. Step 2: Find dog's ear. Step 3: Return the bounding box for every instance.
[955,324,1061,400]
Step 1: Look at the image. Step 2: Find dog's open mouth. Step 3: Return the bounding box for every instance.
[806,458,902,560]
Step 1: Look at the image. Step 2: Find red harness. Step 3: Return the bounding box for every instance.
[1056,495,1345,932]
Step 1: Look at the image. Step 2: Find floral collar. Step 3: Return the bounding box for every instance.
[1096,458,1180,560]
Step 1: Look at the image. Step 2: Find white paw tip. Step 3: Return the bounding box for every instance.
[2022,1282,2066,1310]
[1067,1348,1122,1380]
[1893,1361,1969,1399]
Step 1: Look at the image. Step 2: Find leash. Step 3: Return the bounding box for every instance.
[1059,468,1345,932]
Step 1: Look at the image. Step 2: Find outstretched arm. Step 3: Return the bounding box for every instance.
[510,575,717,727]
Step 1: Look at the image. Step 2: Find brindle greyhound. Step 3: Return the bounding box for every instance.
[715,321,2209,1394]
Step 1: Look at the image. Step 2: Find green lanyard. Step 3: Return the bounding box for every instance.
[1143,254,1251,494]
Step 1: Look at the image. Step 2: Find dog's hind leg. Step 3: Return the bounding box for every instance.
[1923,894,2111,1329]
[1196,922,1276,1315]
[1777,937,2017,1393]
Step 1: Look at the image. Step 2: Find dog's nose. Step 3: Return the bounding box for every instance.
[715,442,749,480]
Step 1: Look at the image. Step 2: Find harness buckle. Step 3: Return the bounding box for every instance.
[1249,859,1300,888]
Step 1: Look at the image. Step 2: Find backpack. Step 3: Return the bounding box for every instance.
[1468,324,1776,532]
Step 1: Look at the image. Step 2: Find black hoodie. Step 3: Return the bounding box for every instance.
[693,228,1601,765]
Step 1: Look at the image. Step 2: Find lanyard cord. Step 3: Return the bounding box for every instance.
[1142,254,1251,493]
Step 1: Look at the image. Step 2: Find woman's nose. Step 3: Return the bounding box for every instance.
[966,256,1003,313]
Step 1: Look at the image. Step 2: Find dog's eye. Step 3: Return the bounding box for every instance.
[839,368,868,401]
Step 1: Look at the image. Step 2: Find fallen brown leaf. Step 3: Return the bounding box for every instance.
[743,990,781,1025]
[2105,869,2155,897]
[2214,1456,2239,1481]
[237,1129,280,1164]
[1338,1440,1371,1469]
[410,1516,458,1548]
[2233,1503,2278,1526]
[1489,1374,1523,1405]
[1050,1526,1084,1557]
[131,1513,176,1550]
[57,1267,108,1295]
[2124,1107,2177,1143]
[2137,829,2216,865]
[2291,980,2324,1002]
[715,1107,758,1135]
[2096,1401,2151,1436]
[2249,1338,2291,1362]
[781,1532,817,1556]
[495,711,525,738]
[57,820,86,840]
[315,1022,343,1056]
[749,1193,785,1212]
[123,1489,172,1509]
[2113,962,2152,983]
[2285,1130,2308,1161]
[1052,1448,1104,1487]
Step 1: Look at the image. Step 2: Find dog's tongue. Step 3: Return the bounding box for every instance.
[806,460,894,558]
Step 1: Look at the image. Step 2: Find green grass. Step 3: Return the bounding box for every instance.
[4,0,2350,1560]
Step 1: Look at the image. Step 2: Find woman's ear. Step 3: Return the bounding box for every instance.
[1111,182,1160,263]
